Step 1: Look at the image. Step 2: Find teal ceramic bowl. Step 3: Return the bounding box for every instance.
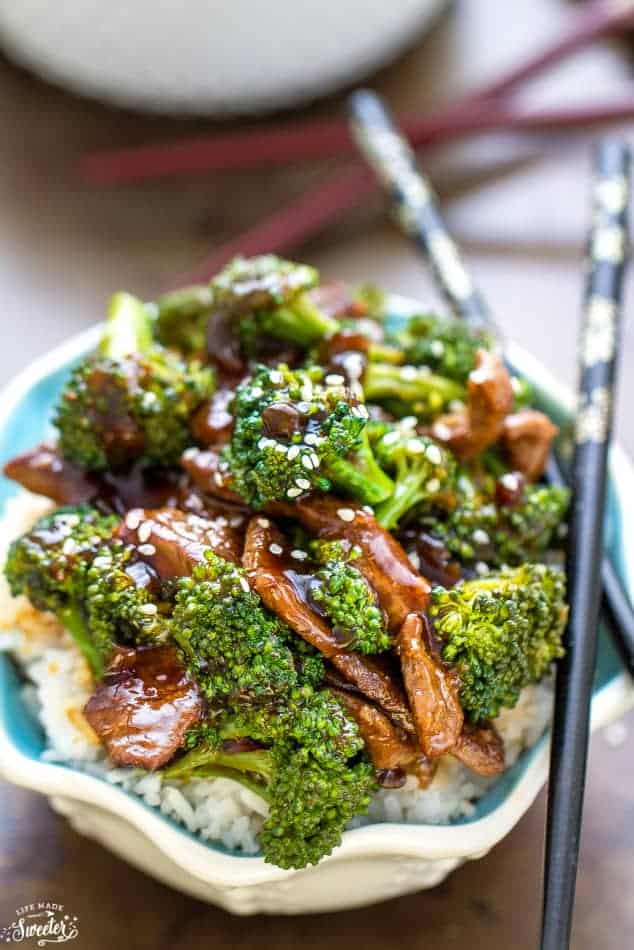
[0,303,633,915]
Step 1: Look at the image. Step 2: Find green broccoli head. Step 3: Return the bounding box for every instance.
[84,544,171,659]
[4,505,119,674]
[54,292,214,470]
[370,421,458,531]
[430,563,567,720]
[363,361,465,420]
[307,542,390,654]
[223,363,394,508]
[170,548,324,707]
[165,691,376,870]
[423,482,569,568]
[390,312,493,382]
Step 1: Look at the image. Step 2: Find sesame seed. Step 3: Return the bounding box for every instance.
[287,487,303,498]
[269,543,283,555]
[362,506,374,515]
[257,518,270,528]
[310,453,320,468]
[417,365,432,377]
[187,495,204,511]
[275,443,288,454]
[407,438,425,454]
[230,516,244,528]
[400,416,417,430]
[139,603,158,615]
[475,561,489,576]
[126,511,142,530]
[382,431,400,446]
[269,370,283,384]
[182,447,198,461]
[301,454,314,470]
[291,549,308,561]
[214,472,223,486]
[425,444,443,465]
[304,433,318,446]
[138,543,156,556]
[337,507,356,522]
[297,401,313,413]
[296,478,311,490]
[325,373,345,386]
[344,353,364,380]
[473,529,490,546]
[426,478,441,494]
[408,550,421,570]
[92,556,111,569]
[500,473,519,492]
[430,340,445,357]
[65,514,80,527]
[215,516,228,527]
[356,403,369,418]
[137,521,153,543]
[400,366,418,381]
[239,576,251,593]
[449,399,465,412]
[300,382,313,401]
[250,386,263,398]
[433,423,453,441]
[62,538,78,555]
[287,445,300,461]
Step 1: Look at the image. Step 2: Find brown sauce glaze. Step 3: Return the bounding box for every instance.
[84,644,204,770]
[190,387,236,446]
[452,721,506,776]
[330,688,418,771]
[501,409,559,482]
[180,447,245,506]
[397,528,462,588]
[3,443,98,505]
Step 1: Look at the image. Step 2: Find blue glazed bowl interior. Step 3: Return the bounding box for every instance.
[0,315,629,855]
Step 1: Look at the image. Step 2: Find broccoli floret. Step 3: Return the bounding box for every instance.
[423,483,569,568]
[170,548,324,707]
[307,543,390,654]
[363,362,465,420]
[370,422,458,531]
[430,563,567,720]
[223,363,394,508]
[166,694,376,869]
[4,506,119,675]
[84,544,170,658]
[54,292,214,470]
[152,285,214,355]
[389,313,493,382]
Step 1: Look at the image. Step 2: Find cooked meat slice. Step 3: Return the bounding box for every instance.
[451,721,505,776]
[180,447,245,505]
[244,516,414,733]
[432,350,514,460]
[117,506,244,576]
[502,409,559,482]
[397,528,462,587]
[189,387,235,446]
[331,688,418,770]
[287,496,431,632]
[396,614,464,758]
[377,768,407,788]
[84,645,203,770]
[207,309,245,376]
[3,443,97,504]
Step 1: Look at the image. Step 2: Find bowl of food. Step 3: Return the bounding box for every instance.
[0,0,449,115]
[1,255,632,915]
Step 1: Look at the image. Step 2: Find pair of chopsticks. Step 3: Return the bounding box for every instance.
[81,0,634,288]
[346,89,631,949]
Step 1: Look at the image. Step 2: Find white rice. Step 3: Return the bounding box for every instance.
[1,490,554,855]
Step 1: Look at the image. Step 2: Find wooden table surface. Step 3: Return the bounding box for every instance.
[1,1,634,946]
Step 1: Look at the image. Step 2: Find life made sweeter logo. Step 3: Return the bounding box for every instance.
[0,903,79,946]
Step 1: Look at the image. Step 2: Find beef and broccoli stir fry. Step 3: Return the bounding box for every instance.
[3,254,569,870]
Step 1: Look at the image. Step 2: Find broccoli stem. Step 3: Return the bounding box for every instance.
[374,468,427,531]
[364,363,464,410]
[165,742,273,800]
[324,431,395,505]
[259,292,339,346]
[98,292,153,360]
[58,605,103,678]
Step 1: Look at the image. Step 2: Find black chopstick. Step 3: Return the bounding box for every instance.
[541,140,631,950]
[346,88,634,676]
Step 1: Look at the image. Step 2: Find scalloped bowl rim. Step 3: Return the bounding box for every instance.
[0,307,633,890]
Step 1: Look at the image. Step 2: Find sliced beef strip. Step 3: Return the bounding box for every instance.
[282,495,431,633]
[84,644,204,770]
[396,613,464,758]
[451,721,505,776]
[117,506,244,576]
[501,409,559,482]
[432,350,514,460]
[189,386,236,447]
[3,443,98,505]
[243,516,414,733]
[180,447,246,506]
[330,688,418,771]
